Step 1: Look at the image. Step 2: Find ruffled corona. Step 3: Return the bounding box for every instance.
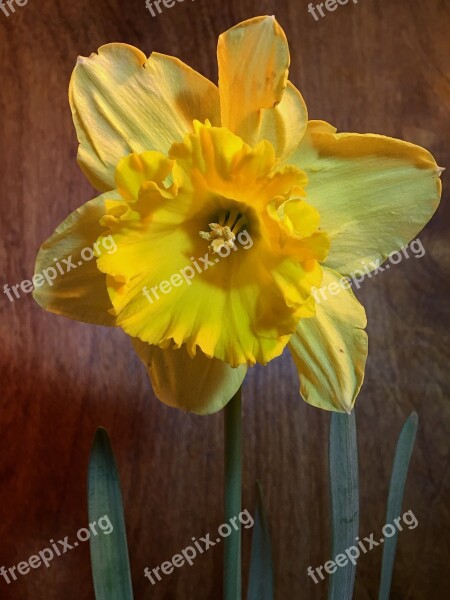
[96,122,330,367]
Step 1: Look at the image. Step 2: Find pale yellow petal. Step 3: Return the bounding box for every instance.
[288,268,368,412]
[133,340,247,415]
[33,192,121,326]
[288,121,442,275]
[70,46,220,191]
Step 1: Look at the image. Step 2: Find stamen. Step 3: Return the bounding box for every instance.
[199,223,236,254]
[222,211,231,226]
[229,214,241,231]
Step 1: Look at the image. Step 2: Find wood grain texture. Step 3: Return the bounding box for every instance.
[1,0,449,598]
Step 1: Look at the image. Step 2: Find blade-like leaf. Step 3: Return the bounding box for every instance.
[88,427,134,600]
[328,411,359,600]
[247,481,274,600]
[378,412,418,600]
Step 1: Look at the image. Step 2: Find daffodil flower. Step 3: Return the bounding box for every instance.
[34,16,442,414]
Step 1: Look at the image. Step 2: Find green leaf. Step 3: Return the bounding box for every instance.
[378,412,418,600]
[224,388,242,600]
[88,427,134,600]
[328,411,359,600]
[247,481,274,600]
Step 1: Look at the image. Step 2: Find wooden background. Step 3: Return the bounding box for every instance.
[1,0,449,598]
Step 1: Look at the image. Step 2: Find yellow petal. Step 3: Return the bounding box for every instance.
[288,121,443,275]
[33,192,120,326]
[218,16,294,149]
[288,268,368,412]
[70,46,220,191]
[132,340,247,414]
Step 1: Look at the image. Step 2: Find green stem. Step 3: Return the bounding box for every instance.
[328,411,359,600]
[224,387,242,600]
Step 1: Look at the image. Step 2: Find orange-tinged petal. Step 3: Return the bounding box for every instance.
[258,81,308,160]
[218,16,291,148]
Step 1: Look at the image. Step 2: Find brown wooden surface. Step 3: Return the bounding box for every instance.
[1,0,449,598]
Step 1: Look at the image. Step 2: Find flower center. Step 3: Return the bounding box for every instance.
[199,202,255,254]
[199,208,249,254]
[199,223,236,254]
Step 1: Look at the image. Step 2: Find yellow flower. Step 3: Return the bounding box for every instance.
[34,16,442,414]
